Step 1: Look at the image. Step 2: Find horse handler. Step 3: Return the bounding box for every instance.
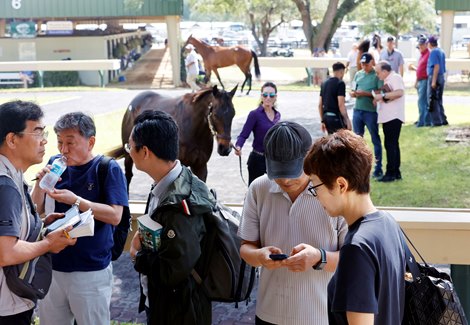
[184,44,200,92]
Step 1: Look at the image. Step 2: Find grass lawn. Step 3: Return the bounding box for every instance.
[368,101,470,208]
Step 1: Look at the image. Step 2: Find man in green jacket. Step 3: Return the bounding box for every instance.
[128,110,214,325]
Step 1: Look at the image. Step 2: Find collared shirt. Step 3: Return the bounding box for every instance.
[427,47,446,76]
[353,69,379,112]
[235,105,281,153]
[377,72,405,124]
[238,175,347,325]
[379,49,404,74]
[416,48,430,80]
[147,160,183,215]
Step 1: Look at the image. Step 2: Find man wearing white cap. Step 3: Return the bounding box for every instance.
[184,44,200,92]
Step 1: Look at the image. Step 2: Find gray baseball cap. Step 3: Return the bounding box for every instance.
[264,121,312,179]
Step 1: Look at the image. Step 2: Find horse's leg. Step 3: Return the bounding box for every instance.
[124,155,134,193]
[204,69,211,84]
[213,69,225,89]
[240,75,248,94]
[246,73,253,95]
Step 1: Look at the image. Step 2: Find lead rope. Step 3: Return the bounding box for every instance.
[231,144,248,187]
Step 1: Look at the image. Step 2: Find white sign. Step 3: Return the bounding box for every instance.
[46,21,73,35]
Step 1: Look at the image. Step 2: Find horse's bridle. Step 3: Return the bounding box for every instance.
[207,102,232,141]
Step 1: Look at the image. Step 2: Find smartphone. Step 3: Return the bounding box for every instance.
[269,254,288,261]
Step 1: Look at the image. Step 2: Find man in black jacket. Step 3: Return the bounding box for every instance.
[318,62,352,134]
[128,110,214,325]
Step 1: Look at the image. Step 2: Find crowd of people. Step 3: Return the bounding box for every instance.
[0,33,451,325]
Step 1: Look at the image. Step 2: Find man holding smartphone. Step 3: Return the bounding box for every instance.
[238,122,347,325]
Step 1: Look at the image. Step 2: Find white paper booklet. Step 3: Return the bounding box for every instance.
[67,209,95,238]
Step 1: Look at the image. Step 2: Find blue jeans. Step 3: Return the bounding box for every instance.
[427,74,448,125]
[417,79,431,126]
[353,110,382,171]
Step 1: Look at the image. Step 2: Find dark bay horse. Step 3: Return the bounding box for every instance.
[108,85,238,185]
[186,35,260,95]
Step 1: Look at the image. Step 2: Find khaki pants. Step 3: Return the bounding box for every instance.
[186,73,200,92]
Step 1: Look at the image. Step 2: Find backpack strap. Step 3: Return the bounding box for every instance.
[97,156,112,202]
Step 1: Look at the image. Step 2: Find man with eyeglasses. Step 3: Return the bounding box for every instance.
[0,100,76,325]
[31,112,128,325]
[238,121,347,325]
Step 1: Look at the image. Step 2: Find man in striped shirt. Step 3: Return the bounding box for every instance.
[238,121,347,325]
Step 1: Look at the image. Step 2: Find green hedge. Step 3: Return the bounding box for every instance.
[43,71,80,87]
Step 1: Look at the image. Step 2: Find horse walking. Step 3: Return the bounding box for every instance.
[108,85,238,186]
[186,35,260,95]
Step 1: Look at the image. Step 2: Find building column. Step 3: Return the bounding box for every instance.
[0,19,6,37]
[440,10,454,57]
[166,15,181,87]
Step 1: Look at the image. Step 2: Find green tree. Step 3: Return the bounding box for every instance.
[291,0,367,53]
[188,0,297,56]
[351,0,435,40]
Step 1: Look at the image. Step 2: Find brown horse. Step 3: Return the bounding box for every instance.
[186,35,260,95]
[108,85,238,186]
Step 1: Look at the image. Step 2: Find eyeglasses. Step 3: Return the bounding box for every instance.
[308,182,324,197]
[17,130,49,140]
[262,92,276,98]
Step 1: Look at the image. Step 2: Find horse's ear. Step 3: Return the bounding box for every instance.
[229,84,238,98]
[212,85,219,96]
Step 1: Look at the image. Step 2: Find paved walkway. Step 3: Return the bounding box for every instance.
[111,253,258,324]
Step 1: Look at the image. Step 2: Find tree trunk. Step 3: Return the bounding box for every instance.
[291,0,313,53]
[312,0,339,51]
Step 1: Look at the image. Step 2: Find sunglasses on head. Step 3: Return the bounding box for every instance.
[262,92,276,98]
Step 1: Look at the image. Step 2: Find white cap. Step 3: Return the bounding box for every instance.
[185,44,194,50]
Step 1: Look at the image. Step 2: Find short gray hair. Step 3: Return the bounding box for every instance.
[377,60,392,72]
[54,112,96,138]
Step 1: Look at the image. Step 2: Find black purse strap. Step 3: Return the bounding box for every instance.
[400,228,425,280]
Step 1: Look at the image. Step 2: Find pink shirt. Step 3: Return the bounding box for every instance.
[377,72,405,124]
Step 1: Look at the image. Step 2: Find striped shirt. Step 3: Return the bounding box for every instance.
[238,175,348,325]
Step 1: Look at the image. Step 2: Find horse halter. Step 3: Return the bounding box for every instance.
[207,102,232,141]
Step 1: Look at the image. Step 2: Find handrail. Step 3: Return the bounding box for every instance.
[127,199,470,264]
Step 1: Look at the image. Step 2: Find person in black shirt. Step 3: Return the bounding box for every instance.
[318,62,352,134]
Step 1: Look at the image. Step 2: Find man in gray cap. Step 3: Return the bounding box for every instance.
[238,121,347,325]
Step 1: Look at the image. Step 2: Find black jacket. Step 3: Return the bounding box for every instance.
[134,166,215,325]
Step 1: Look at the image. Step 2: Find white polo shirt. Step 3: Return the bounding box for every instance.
[238,175,347,325]
[377,72,405,124]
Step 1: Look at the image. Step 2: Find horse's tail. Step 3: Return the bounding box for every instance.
[251,50,261,79]
[107,145,126,159]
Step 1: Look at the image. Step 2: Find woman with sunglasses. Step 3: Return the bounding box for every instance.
[234,82,281,185]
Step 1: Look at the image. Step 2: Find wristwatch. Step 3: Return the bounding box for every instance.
[73,196,81,208]
[313,248,327,270]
